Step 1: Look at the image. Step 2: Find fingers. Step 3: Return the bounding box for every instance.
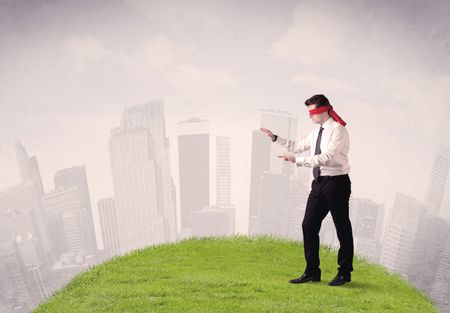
[260,127,273,136]
[278,155,294,162]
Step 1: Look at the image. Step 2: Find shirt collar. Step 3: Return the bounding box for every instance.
[320,116,334,130]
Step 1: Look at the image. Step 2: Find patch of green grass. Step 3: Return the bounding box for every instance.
[33,235,438,312]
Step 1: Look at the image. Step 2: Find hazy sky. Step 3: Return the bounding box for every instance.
[1,0,450,243]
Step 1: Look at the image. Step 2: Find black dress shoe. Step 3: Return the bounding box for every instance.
[328,272,351,286]
[289,270,321,284]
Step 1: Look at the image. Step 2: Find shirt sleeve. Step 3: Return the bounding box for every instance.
[295,126,349,167]
[274,130,313,154]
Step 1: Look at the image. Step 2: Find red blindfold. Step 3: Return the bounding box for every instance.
[309,105,347,126]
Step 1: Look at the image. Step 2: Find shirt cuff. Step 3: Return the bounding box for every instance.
[295,156,306,167]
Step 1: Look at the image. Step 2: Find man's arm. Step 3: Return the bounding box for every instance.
[260,127,312,154]
[274,131,313,154]
[296,126,348,167]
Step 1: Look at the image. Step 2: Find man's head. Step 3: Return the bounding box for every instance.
[305,94,331,125]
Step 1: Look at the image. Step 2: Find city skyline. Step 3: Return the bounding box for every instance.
[1,102,450,311]
[2,106,450,246]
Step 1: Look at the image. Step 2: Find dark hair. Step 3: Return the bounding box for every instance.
[304,94,330,108]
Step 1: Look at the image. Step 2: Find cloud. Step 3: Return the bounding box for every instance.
[270,1,361,66]
[380,72,450,138]
[292,74,355,94]
[269,0,450,76]
[63,36,132,71]
[124,0,222,31]
[63,34,238,100]
[169,64,237,95]
[137,35,194,71]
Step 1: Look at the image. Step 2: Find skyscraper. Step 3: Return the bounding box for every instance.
[54,166,97,254]
[42,187,91,256]
[109,100,176,253]
[248,130,271,236]
[256,172,290,237]
[97,198,120,258]
[380,194,427,274]
[260,109,298,176]
[0,241,34,311]
[249,110,300,236]
[214,135,236,235]
[177,118,210,232]
[430,232,450,311]
[12,142,51,258]
[287,176,308,241]
[425,144,450,216]
[406,214,449,294]
[15,231,49,301]
[216,136,231,208]
[0,182,51,260]
[15,140,44,195]
[120,100,177,242]
[350,198,385,262]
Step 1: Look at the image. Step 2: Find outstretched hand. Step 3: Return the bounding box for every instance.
[278,154,296,163]
[260,127,275,140]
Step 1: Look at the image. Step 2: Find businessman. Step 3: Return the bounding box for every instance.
[260,94,353,286]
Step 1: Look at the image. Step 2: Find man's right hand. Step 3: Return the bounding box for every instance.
[260,127,276,141]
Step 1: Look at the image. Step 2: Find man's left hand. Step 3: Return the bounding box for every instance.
[278,154,296,163]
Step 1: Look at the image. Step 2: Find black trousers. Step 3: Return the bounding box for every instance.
[302,174,354,274]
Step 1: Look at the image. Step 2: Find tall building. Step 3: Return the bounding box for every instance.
[0,206,48,311]
[430,232,450,311]
[248,130,271,235]
[10,143,51,258]
[120,100,177,242]
[15,140,44,195]
[0,182,51,263]
[350,198,385,262]
[0,241,34,312]
[42,187,91,257]
[0,143,52,311]
[179,133,236,238]
[260,109,298,176]
[256,172,290,237]
[97,198,120,257]
[406,214,449,295]
[249,110,299,235]
[216,136,231,207]
[425,144,450,216]
[177,118,210,232]
[380,194,427,274]
[252,172,308,241]
[54,166,97,254]
[287,176,308,241]
[216,135,236,235]
[109,100,177,253]
[15,232,49,300]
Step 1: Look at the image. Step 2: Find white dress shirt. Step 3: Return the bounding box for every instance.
[275,117,350,176]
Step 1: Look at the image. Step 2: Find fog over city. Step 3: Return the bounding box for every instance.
[1,0,450,312]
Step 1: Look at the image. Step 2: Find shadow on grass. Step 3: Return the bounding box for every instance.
[287,280,374,289]
[341,281,374,289]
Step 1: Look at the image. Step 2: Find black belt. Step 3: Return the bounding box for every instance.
[315,174,348,182]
